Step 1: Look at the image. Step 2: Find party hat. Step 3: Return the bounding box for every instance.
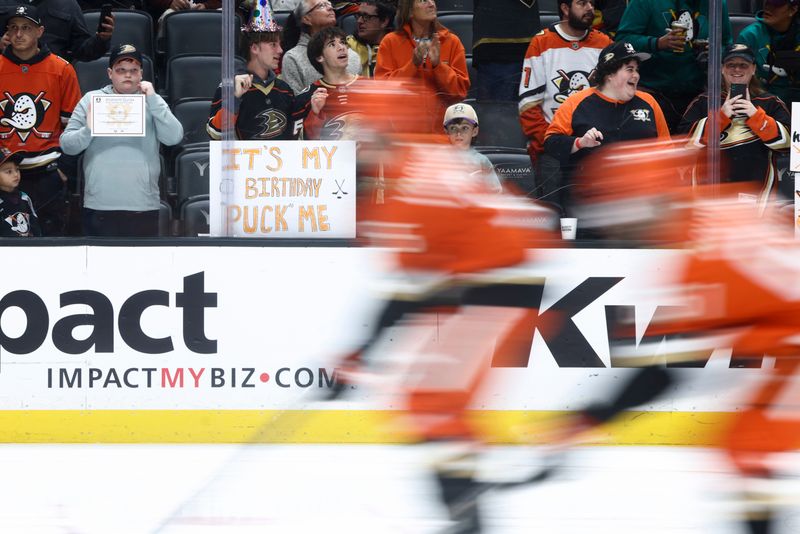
[242,0,281,33]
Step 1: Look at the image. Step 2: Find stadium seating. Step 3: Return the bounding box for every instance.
[75,54,154,95]
[172,98,212,147]
[159,200,173,236]
[274,10,292,28]
[728,0,755,14]
[164,55,245,106]
[469,99,528,149]
[730,15,756,40]
[176,149,211,209]
[181,195,210,236]
[539,0,558,14]
[84,9,154,59]
[162,11,242,59]
[477,147,538,198]
[466,56,478,99]
[339,13,357,36]
[438,12,473,53]
[540,13,560,29]
[437,0,473,12]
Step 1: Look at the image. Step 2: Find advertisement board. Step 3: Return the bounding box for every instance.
[0,246,769,443]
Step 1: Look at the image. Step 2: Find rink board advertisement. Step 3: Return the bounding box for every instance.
[208,140,357,238]
[0,246,772,444]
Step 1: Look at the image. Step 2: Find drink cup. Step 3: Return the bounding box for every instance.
[560,218,577,240]
[670,21,689,53]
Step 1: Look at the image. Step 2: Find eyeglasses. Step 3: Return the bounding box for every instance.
[446,124,473,135]
[416,0,435,4]
[355,12,380,21]
[306,1,332,14]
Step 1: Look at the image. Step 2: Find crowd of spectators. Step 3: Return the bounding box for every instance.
[0,0,795,238]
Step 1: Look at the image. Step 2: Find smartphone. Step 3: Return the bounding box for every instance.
[729,83,747,118]
[97,4,112,33]
[729,83,746,100]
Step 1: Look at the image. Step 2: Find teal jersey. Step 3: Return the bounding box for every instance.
[616,0,732,95]
[737,15,800,105]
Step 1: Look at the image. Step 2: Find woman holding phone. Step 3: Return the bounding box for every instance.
[678,44,790,208]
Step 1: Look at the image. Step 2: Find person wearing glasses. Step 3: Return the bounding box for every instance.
[346,0,395,77]
[281,0,362,94]
[374,0,469,132]
[443,102,502,193]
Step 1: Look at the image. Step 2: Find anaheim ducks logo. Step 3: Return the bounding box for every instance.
[322,111,364,141]
[720,119,758,148]
[0,91,53,142]
[668,10,695,42]
[552,69,593,104]
[253,109,288,139]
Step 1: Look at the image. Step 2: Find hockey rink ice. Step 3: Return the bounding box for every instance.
[2,443,800,533]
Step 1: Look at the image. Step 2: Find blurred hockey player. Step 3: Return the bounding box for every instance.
[548,137,800,534]
[325,81,562,532]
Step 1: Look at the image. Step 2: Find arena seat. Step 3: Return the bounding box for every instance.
[339,12,357,36]
[478,147,537,198]
[730,15,756,40]
[75,54,154,94]
[159,200,173,237]
[727,0,755,14]
[540,13,560,29]
[436,0,473,12]
[470,99,528,150]
[438,12,473,53]
[162,11,241,59]
[172,98,212,147]
[274,10,292,28]
[181,195,210,236]
[84,9,154,59]
[176,149,211,210]
[539,0,558,14]
[466,56,477,99]
[164,55,245,106]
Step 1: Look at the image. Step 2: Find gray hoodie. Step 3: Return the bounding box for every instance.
[60,85,183,211]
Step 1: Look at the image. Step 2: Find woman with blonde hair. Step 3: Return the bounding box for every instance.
[374,0,469,132]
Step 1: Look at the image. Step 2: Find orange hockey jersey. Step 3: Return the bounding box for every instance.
[0,47,81,169]
[362,140,554,274]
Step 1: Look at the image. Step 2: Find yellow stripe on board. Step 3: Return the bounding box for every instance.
[0,410,734,445]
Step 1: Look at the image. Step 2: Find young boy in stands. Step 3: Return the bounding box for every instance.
[299,26,362,139]
[443,102,502,193]
[0,148,42,237]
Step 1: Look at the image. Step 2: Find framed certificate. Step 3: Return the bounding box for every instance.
[89,94,146,137]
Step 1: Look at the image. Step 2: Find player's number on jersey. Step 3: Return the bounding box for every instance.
[523,67,532,88]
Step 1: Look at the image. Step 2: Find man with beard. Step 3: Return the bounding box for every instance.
[518,0,611,205]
